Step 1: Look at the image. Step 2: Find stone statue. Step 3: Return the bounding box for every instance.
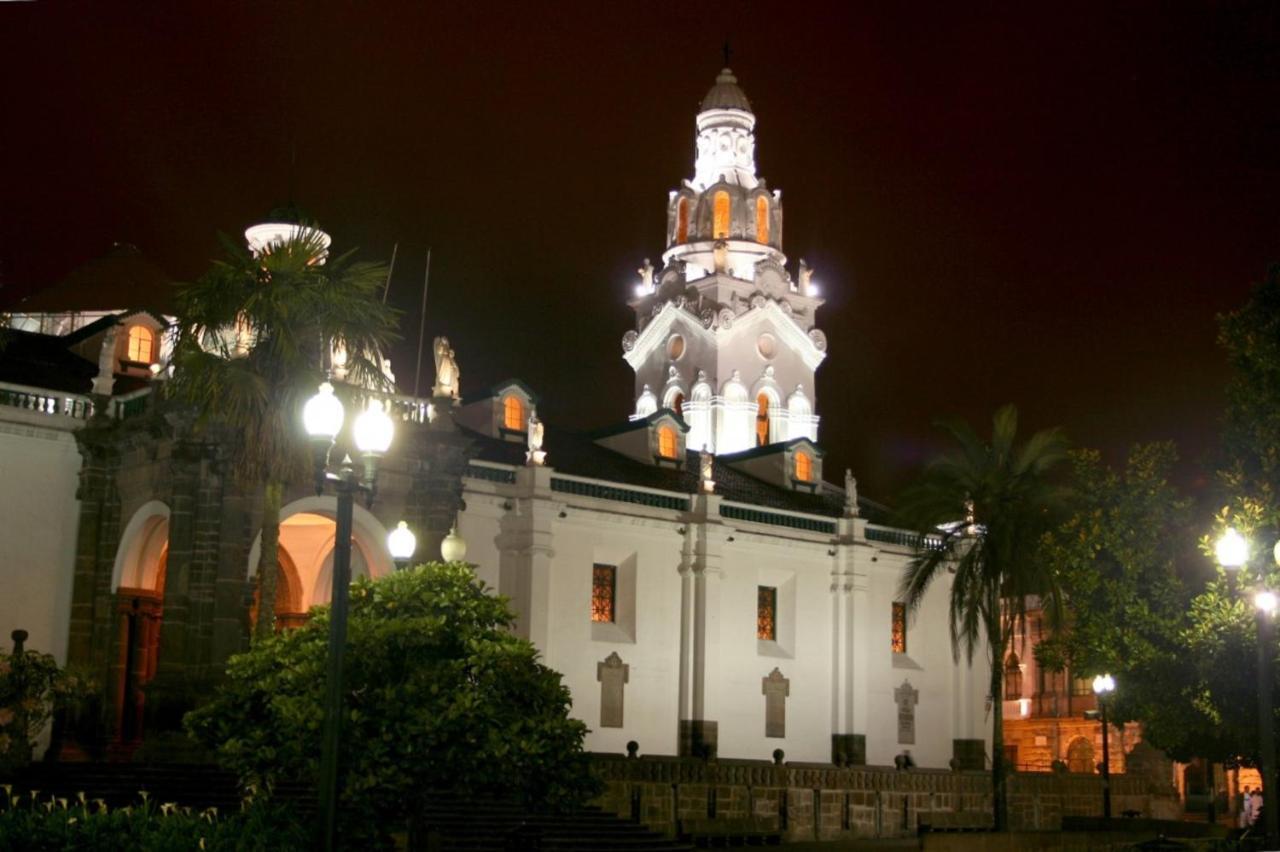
[964,495,977,536]
[432,336,460,400]
[798,258,814,295]
[700,446,714,493]
[638,258,654,290]
[844,469,860,518]
[526,408,546,466]
[92,326,119,397]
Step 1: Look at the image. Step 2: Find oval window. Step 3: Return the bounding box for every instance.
[757,333,777,360]
[667,334,686,361]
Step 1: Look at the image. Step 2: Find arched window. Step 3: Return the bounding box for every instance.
[1004,654,1023,700]
[503,396,525,431]
[755,196,770,244]
[1066,737,1095,774]
[672,393,684,417]
[756,393,770,446]
[676,197,689,244]
[657,425,678,459]
[126,326,154,363]
[713,191,731,239]
[794,450,812,482]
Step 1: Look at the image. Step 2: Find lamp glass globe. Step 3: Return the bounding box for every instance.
[441,526,468,562]
[303,382,344,440]
[1092,674,1115,695]
[1257,590,1279,616]
[353,399,394,454]
[388,521,417,562]
[1216,528,1249,569]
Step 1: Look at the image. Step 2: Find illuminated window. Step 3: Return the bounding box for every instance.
[1071,675,1092,697]
[713,191,731,239]
[757,586,777,640]
[502,395,525,431]
[755,196,769,244]
[672,393,684,417]
[794,451,812,482]
[1004,654,1023,699]
[756,394,770,446]
[126,326,154,363]
[676,197,689,244]
[891,602,907,654]
[657,425,678,459]
[591,564,616,623]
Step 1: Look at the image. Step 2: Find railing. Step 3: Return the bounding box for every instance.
[0,382,94,420]
[550,475,689,512]
[865,524,946,551]
[112,389,152,421]
[719,502,836,535]
[464,462,517,484]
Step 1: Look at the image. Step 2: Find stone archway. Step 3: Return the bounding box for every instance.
[111,502,170,746]
[1066,736,1095,774]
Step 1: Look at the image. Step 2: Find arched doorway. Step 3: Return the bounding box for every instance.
[248,548,307,630]
[1066,736,1095,773]
[111,503,169,745]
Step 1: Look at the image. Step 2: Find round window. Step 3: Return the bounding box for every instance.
[667,334,686,361]
[757,333,777,360]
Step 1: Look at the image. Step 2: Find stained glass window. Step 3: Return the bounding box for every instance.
[592,564,616,623]
[891,602,907,654]
[757,586,777,641]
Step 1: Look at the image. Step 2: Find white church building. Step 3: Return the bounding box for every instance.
[1,68,991,771]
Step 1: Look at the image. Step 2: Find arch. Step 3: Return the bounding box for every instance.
[112,501,171,591]
[657,425,678,459]
[756,393,772,446]
[502,395,525,431]
[691,379,712,403]
[248,548,307,629]
[794,450,813,483]
[713,191,731,239]
[722,375,748,403]
[755,195,770,244]
[663,385,686,416]
[675,196,689,244]
[126,325,154,363]
[1004,653,1023,700]
[635,386,658,418]
[1066,737,1095,773]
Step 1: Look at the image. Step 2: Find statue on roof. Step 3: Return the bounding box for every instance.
[432,337,460,400]
[92,326,119,397]
[526,407,546,466]
[799,258,814,296]
[700,446,715,493]
[638,258,654,291]
[844,469,859,518]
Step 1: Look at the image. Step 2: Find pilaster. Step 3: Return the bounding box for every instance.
[678,492,726,759]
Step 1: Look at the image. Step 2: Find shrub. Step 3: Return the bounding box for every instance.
[0,641,91,771]
[186,562,598,847]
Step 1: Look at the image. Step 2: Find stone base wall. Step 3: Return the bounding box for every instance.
[590,754,1181,842]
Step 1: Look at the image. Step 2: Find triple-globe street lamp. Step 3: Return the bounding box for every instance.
[1088,674,1116,819]
[1215,527,1280,843]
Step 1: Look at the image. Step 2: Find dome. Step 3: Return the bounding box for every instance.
[700,68,752,113]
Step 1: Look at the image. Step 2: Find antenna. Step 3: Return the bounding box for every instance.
[413,249,431,398]
[723,40,731,67]
[382,243,398,303]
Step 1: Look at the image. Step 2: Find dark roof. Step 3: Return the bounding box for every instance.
[718,437,826,461]
[0,329,96,394]
[14,244,177,315]
[477,378,541,404]
[462,423,889,523]
[590,408,689,440]
[701,67,752,113]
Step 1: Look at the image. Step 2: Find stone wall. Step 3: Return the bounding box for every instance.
[590,754,1181,842]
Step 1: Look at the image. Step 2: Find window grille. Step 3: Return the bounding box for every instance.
[592,564,616,623]
[891,602,907,654]
[757,586,777,641]
[126,326,153,363]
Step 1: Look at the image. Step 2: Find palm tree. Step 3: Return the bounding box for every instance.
[169,227,398,639]
[895,404,1068,830]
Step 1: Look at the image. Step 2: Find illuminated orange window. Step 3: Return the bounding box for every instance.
[757,586,777,640]
[592,564,616,623]
[503,396,525,431]
[755,196,769,244]
[713,191,731,239]
[795,451,813,482]
[891,602,907,653]
[676,197,689,244]
[126,326,154,363]
[657,425,678,459]
[756,394,770,446]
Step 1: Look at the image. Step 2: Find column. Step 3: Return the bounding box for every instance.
[678,492,725,759]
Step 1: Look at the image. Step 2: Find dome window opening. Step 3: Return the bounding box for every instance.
[657,425,678,459]
[503,395,525,432]
[126,325,154,364]
[676,197,689,244]
[755,196,770,244]
[713,191,731,240]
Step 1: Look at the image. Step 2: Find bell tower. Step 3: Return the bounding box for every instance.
[621,68,828,455]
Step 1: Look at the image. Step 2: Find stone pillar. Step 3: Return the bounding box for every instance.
[829,517,867,765]
[67,421,118,671]
[678,492,725,759]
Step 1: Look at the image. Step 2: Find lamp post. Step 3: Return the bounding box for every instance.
[1091,673,1116,820]
[303,383,394,852]
[388,521,417,570]
[1215,527,1279,844]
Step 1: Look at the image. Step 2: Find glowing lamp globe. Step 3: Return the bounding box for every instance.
[1257,590,1279,616]
[303,382,345,440]
[387,521,416,563]
[1092,674,1115,696]
[441,525,467,562]
[1216,527,1249,569]
[353,399,394,455]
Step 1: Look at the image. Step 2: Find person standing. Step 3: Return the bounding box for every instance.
[1242,786,1254,829]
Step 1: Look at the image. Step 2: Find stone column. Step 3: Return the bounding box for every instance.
[678,492,725,759]
[829,516,867,765]
[67,420,118,671]
[512,464,557,650]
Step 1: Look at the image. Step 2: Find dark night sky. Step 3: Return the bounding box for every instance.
[3,2,1279,500]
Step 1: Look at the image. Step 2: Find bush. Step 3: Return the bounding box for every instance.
[186,562,598,847]
[0,642,91,771]
[0,786,308,851]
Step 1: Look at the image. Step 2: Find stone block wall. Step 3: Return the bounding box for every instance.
[590,754,1181,842]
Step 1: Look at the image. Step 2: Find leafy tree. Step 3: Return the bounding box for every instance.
[185,562,598,848]
[168,228,397,637]
[0,642,91,772]
[895,404,1068,831]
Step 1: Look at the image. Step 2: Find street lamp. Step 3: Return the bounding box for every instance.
[388,521,416,570]
[1214,528,1279,845]
[304,384,395,852]
[1091,673,1116,820]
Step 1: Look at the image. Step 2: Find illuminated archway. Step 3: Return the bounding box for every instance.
[755,196,769,244]
[713,191,731,239]
[676,197,689,244]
